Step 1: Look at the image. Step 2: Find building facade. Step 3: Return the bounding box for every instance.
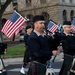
[2,0,75,24]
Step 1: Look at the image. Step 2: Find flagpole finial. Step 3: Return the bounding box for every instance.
[24,17,29,21]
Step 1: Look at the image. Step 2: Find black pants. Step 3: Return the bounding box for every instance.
[59,54,73,75]
[23,49,30,63]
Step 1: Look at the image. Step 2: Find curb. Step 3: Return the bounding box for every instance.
[3,57,23,66]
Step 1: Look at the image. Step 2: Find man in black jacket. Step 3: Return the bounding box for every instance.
[27,15,59,75]
[55,21,75,75]
[20,26,32,74]
[27,15,58,64]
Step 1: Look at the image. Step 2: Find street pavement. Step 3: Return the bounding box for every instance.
[2,52,64,75]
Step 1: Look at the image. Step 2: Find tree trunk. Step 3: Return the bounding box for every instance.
[0,0,12,42]
[0,11,3,42]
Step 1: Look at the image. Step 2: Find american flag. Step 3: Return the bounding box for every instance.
[71,18,75,31]
[1,11,27,38]
[15,17,29,35]
[47,21,58,33]
[15,26,23,35]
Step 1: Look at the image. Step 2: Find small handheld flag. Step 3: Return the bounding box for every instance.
[1,11,27,38]
[47,21,58,33]
[15,16,29,35]
[71,18,75,31]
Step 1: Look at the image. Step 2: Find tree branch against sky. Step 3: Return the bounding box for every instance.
[1,0,12,14]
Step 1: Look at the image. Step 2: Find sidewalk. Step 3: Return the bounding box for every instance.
[3,52,64,66]
[51,52,64,62]
[3,57,23,66]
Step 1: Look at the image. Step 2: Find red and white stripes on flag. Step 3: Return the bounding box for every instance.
[1,11,27,38]
[48,24,58,33]
[15,17,29,35]
[47,21,58,33]
[71,18,75,31]
[15,26,23,35]
[71,24,75,31]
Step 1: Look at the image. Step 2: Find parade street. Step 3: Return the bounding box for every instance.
[4,53,64,75]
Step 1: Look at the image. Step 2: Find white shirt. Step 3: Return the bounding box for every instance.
[64,32,74,36]
[34,30,46,37]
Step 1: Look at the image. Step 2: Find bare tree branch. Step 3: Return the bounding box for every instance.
[1,0,12,14]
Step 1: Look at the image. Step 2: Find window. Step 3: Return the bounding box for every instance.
[40,0,46,4]
[42,12,49,21]
[27,14,33,25]
[70,0,72,3]
[70,10,74,21]
[12,0,17,6]
[63,10,67,22]
[1,0,6,5]
[62,0,65,2]
[26,0,31,5]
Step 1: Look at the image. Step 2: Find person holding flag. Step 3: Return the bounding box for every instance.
[1,10,29,74]
[20,25,33,74]
[58,21,75,75]
[50,21,75,75]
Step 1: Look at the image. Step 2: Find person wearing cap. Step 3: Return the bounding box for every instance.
[59,21,75,75]
[24,26,33,46]
[26,15,59,74]
[27,15,58,64]
[53,21,75,75]
[20,26,33,74]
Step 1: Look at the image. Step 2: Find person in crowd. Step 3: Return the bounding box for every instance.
[26,15,60,75]
[58,21,75,75]
[20,26,33,74]
[27,15,59,64]
[53,21,75,75]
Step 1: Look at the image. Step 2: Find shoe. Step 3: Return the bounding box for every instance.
[20,67,26,74]
[0,71,2,74]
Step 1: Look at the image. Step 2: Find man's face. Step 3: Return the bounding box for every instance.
[63,25,71,33]
[34,21,45,33]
